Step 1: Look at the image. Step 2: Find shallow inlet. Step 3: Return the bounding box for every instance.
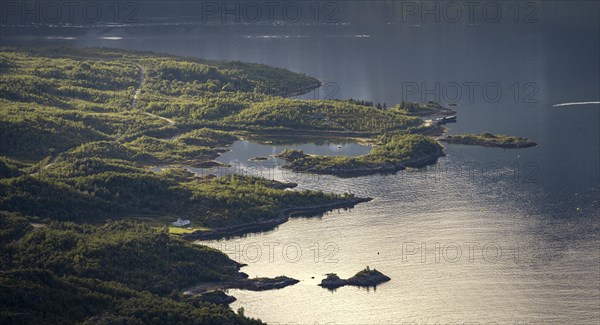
[152,140,373,177]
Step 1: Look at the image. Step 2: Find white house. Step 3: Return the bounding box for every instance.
[172,217,191,227]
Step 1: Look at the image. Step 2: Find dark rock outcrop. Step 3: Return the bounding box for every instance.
[193,290,236,305]
[347,269,391,287]
[184,276,300,296]
[319,267,391,290]
[234,276,299,291]
[318,273,347,289]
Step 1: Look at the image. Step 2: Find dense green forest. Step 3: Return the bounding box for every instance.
[0,47,432,227]
[278,134,444,176]
[1,48,428,163]
[0,159,343,227]
[0,213,263,324]
[0,47,441,323]
[1,47,356,227]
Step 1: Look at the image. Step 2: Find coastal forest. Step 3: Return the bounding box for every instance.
[0,47,443,323]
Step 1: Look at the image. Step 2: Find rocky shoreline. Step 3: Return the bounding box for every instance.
[184,276,300,296]
[278,150,445,177]
[403,104,457,117]
[182,197,372,241]
[192,290,237,305]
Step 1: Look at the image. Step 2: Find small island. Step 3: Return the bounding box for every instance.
[319,267,391,290]
[276,134,445,177]
[439,133,537,148]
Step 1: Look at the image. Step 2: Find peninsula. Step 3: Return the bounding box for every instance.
[439,133,537,148]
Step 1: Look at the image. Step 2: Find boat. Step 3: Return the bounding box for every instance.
[449,103,458,106]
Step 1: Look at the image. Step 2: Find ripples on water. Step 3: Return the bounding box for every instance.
[4,2,598,321]
[193,141,600,324]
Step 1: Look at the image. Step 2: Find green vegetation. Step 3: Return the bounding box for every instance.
[439,133,537,148]
[168,226,211,234]
[0,157,26,179]
[0,159,343,227]
[176,128,238,147]
[1,47,357,228]
[1,47,432,165]
[392,100,456,116]
[218,98,421,134]
[194,290,237,305]
[277,134,444,176]
[0,47,315,163]
[4,218,241,293]
[0,213,263,324]
[0,47,443,322]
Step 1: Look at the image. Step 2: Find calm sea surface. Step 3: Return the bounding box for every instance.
[3,1,599,323]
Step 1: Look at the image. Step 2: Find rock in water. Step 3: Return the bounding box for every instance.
[347,268,391,287]
[318,273,348,289]
[319,267,390,290]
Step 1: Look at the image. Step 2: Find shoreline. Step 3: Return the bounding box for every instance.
[240,131,376,146]
[184,276,301,296]
[438,135,537,149]
[279,148,446,177]
[182,196,372,241]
